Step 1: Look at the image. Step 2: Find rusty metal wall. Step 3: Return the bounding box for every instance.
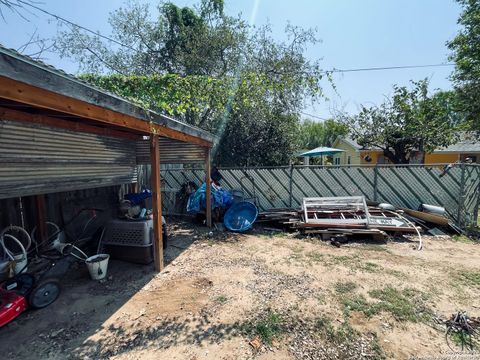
[0,185,123,235]
[156,164,480,228]
[136,137,206,164]
[0,120,138,199]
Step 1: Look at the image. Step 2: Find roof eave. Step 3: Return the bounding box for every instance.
[0,46,216,145]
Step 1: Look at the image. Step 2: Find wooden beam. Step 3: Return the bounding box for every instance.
[0,107,141,140]
[0,76,212,147]
[34,195,47,243]
[205,148,212,228]
[150,135,164,272]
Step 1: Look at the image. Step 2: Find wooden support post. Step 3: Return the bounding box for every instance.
[132,182,139,193]
[35,195,47,243]
[205,148,212,228]
[150,135,164,272]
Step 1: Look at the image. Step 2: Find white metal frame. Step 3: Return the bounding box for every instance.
[302,196,371,225]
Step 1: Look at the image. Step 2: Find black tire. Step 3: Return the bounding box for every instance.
[28,278,61,309]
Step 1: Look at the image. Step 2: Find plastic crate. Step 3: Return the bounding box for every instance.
[102,219,153,246]
[104,243,153,264]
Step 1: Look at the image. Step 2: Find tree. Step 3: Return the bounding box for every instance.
[0,0,34,20]
[55,0,248,77]
[340,79,462,164]
[82,70,308,167]
[63,1,325,166]
[447,0,480,132]
[298,119,348,150]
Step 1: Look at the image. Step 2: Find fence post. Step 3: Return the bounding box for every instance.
[373,165,379,202]
[289,164,294,208]
[474,167,480,228]
[457,162,466,228]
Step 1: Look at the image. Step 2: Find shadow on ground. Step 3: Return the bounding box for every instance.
[0,219,209,360]
[73,312,245,359]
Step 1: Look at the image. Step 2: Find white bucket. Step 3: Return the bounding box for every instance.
[85,254,110,280]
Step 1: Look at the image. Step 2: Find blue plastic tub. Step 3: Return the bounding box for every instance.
[223,201,258,233]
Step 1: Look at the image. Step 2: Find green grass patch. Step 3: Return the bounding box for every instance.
[448,328,480,351]
[457,271,480,287]
[360,244,389,252]
[305,251,326,263]
[343,287,431,322]
[329,255,383,273]
[314,315,385,359]
[286,249,384,274]
[244,310,285,345]
[258,232,290,240]
[330,255,357,265]
[335,281,358,294]
[315,315,357,344]
[384,268,405,278]
[316,293,326,304]
[359,262,382,273]
[452,235,475,244]
[215,295,227,304]
[343,295,379,318]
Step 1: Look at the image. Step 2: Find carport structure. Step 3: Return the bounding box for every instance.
[0,46,215,271]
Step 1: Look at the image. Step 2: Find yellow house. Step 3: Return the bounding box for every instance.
[332,136,480,165]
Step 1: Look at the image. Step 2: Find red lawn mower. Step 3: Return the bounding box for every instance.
[0,248,79,327]
[0,209,102,328]
[0,273,60,327]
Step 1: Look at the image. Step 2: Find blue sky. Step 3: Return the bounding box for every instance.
[0,0,461,119]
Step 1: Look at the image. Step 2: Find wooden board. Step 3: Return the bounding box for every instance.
[0,107,140,140]
[400,208,449,226]
[205,148,212,228]
[150,135,164,272]
[0,76,212,147]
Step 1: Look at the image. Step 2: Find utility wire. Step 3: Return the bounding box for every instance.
[17,0,137,52]
[325,63,455,74]
[299,111,330,121]
[17,0,456,75]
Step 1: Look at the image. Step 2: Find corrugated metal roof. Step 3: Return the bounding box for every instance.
[0,44,216,144]
[0,120,137,199]
[136,138,206,164]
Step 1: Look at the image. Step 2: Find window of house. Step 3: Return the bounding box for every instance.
[347,156,351,165]
[334,157,340,165]
[462,154,477,163]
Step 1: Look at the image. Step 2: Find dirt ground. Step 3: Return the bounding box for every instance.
[1,221,480,360]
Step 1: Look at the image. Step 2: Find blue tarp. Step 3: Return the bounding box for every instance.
[187,183,233,213]
[124,189,152,205]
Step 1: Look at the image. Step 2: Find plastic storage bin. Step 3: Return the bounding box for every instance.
[103,219,153,246]
[102,219,154,264]
[103,243,153,264]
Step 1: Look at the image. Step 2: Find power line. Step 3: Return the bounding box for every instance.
[17,0,456,76]
[299,111,330,121]
[17,0,137,51]
[324,63,455,74]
